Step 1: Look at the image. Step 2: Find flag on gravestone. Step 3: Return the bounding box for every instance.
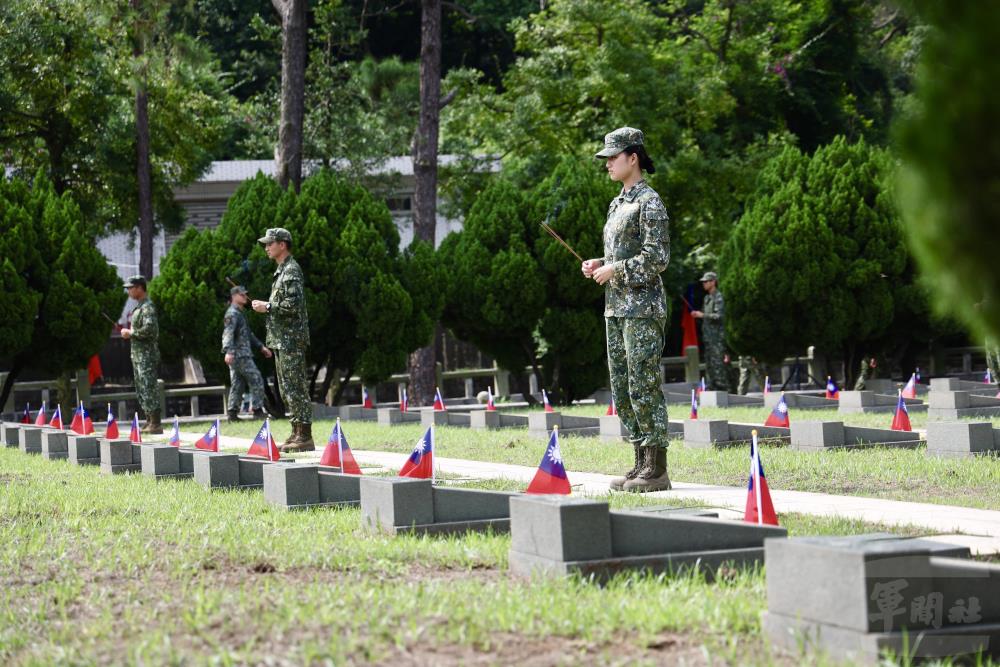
[764,376,771,395]
[542,389,555,413]
[526,427,571,495]
[319,418,361,474]
[194,420,220,452]
[399,426,434,480]
[87,354,103,385]
[20,403,31,424]
[129,413,142,443]
[744,430,779,526]
[48,405,63,430]
[986,368,993,384]
[764,393,790,428]
[605,398,617,416]
[690,389,698,420]
[433,387,446,411]
[247,419,280,461]
[168,416,180,447]
[105,405,119,439]
[487,386,496,411]
[34,404,46,426]
[70,402,94,435]
[890,391,912,432]
[901,373,918,400]
[696,376,706,398]
[399,387,408,412]
[362,386,374,409]
[680,286,699,356]
[825,376,839,400]
[69,404,83,433]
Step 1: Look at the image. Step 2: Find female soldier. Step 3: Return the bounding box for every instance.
[582,127,671,492]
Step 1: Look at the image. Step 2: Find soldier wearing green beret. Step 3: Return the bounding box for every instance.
[251,228,314,451]
[120,275,163,434]
[583,127,672,493]
[223,285,272,423]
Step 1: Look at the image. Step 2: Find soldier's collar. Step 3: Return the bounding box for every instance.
[619,179,647,202]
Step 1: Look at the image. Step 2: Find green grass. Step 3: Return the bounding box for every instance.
[1,447,989,666]
[193,417,1000,511]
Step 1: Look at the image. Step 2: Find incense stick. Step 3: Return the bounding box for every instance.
[539,222,584,263]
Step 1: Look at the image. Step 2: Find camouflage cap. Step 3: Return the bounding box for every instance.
[699,271,718,282]
[230,285,248,296]
[595,127,644,158]
[123,275,147,289]
[258,227,292,244]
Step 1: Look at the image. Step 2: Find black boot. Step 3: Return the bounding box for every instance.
[227,410,240,424]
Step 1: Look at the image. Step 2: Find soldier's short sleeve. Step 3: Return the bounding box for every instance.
[617,194,670,286]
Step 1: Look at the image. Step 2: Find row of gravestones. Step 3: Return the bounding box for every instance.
[3,420,999,663]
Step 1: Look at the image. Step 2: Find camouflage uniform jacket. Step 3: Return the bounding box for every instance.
[602,179,670,318]
[266,255,309,350]
[221,304,263,358]
[701,291,725,344]
[128,298,159,358]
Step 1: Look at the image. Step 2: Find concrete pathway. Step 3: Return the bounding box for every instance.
[175,431,1000,556]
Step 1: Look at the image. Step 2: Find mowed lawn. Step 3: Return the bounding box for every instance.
[0,446,976,666]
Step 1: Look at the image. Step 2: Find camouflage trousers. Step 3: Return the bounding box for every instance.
[737,356,768,395]
[131,350,162,415]
[704,337,729,391]
[606,316,669,450]
[275,347,312,425]
[228,356,267,413]
[986,340,1000,385]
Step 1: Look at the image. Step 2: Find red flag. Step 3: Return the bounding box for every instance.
[605,399,617,416]
[433,387,446,411]
[825,376,839,400]
[129,413,142,443]
[526,428,571,495]
[105,405,119,439]
[194,420,219,452]
[399,426,434,479]
[48,405,63,430]
[362,386,374,409]
[70,402,94,435]
[20,403,31,424]
[34,404,46,426]
[319,419,361,474]
[890,391,912,432]
[680,298,699,356]
[87,354,103,385]
[744,431,779,526]
[70,404,83,433]
[689,389,698,420]
[247,419,280,461]
[542,389,555,413]
[399,387,408,412]
[486,386,496,411]
[901,373,917,399]
[764,393,790,428]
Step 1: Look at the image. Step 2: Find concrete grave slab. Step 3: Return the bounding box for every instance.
[377,407,421,426]
[3,423,21,448]
[262,463,363,509]
[67,434,100,466]
[766,392,835,410]
[929,390,1000,419]
[925,422,999,458]
[99,438,141,474]
[790,421,922,451]
[684,419,790,449]
[699,391,763,408]
[339,406,378,422]
[361,477,516,535]
[469,410,529,430]
[18,426,45,454]
[420,409,471,427]
[838,391,926,414]
[192,452,240,488]
[140,444,194,479]
[41,429,69,460]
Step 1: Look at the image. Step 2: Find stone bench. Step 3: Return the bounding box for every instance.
[100,438,142,474]
[361,477,516,536]
[376,407,422,426]
[263,463,361,509]
[192,452,288,489]
[67,434,101,466]
[683,419,790,449]
[527,412,600,438]
[509,495,786,580]
[421,409,472,427]
[926,422,1000,458]
[762,533,999,664]
[790,421,922,451]
[838,391,926,414]
[699,391,764,408]
[928,390,1000,420]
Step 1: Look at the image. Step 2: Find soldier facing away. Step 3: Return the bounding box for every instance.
[582,126,672,493]
[251,228,314,452]
[692,271,729,392]
[120,275,163,434]
[222,285,272,423]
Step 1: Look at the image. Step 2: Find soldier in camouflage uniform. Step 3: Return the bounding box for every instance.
[853,356,878,391]
[692,271,729,391]
[737,355,768,395]
[120,275,163,434]
[583,127,671,493]
[985,340,999,386]
[222,285,272,422]
[251,228,314,452]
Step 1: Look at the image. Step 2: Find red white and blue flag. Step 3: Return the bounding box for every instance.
[526,427,571,495]
[433,387,446,411]
[72,402,94,435]
[486,386,496,411]
[696,376,706,398]
[319,418,362,474]
[400,387,408,412]
[168,416,180,447]
[764,376,771,395]
[901,373,917,400]
[34,404,46,426]
[399,426,434,480]
[20,403,31,424]
[129,413,142,443]
[890,390,912,432]
[744,430,779,526]
[825,376,839,400]
[48,405,63,430]
[764,393,790,428]
[542,389,555,413]
[690,389,698,420]
[362,386,374,409]
[105,404,119,439]
[248,419,280,461]
[606,398,617,416]
[987,368,994,384]
[194,420,219,452]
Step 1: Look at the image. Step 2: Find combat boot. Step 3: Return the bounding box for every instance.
[227,409,240,424]
[282,423,315,453]
[252,406,267,419]
[280,424,300,451]
[623,446,671,493]
[142,410,163,435]
[609,443,642,491]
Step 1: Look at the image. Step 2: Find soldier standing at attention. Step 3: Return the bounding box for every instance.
[692,271,728,391]
[222,285,272,423]
[582,127,671,493]
[120,275,163,434]
[251,228,314,452]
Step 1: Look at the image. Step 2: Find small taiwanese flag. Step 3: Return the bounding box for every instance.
[526,427,571,495]
[105,404,119,439]
[605,398,617,416]
[542,389,555,413]
[825,376,839,400]
[689,389,698,420]
[890,391,912,432]
[901,373,917,400]
[987,368,994,384]
[764,393,790,428]
[194,420,219,452]
[399,387,408,412]
[248,419,280,461]
[129,413,142,443]
[744,430,779,526]
[48,405,63,430]
[70,402,94,435]
[319,418,361,474]
[696,376,706,398]
[362,386,374,409]
[168,416,181,447]
[433,387,446,411]
[399,426,434,480]
[764,376,771,395]
[20,403,31,424]
[486,386,497,411]
[69,404,83,433]
[34,404,46,426]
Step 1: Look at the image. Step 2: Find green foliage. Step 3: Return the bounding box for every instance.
[0,173,123,405]
[897,1,1000,341]
[439,157,615,402]
[720,137,911,363]
[151,171,443,396]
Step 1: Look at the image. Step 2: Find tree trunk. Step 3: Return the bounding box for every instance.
[132,0,155,279]
[272,0,308,192]
[407,0,443,407]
